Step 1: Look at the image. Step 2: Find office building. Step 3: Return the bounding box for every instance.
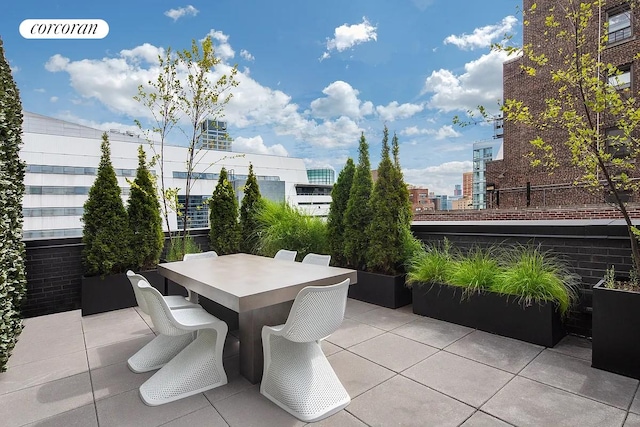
[200,120,232,151]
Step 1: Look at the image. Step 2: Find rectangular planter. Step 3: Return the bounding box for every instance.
[81,273,137,316]
[412,282,565,347]
[592,279,640,379]
[347,271,411,309]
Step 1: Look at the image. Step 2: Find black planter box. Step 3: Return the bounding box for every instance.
[592,279,640,379]
[412,282,565,347]
[81,273,137,316]
[347,271,411,309]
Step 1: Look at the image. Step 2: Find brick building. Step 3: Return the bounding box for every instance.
[486,0,640,209]
[408,186,434,214]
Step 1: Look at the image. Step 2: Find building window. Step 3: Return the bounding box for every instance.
[605,128,630,158]
[608,9,632,44]
[608,66,631,90]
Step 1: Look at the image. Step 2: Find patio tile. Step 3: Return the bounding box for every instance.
[325,318,385,349]
[203,356,252,403]
[0,350,88,395]
[86,333,155,370]
[632,388,640,414]
[520,349,638,409]
[22,404,98,427]
[348,375,475,427]
[320,339,342,357]
[392,317,473,349]
[482,376,627,427]
[446,330,544,374]
[90,360,154,401]
[460,411,513,426]
[327,351,395,398]
[344,299,378,319]
[304,410,367,426]
[625,413,640,427]
[81,307,144,332]
[95,388,210,427]
[160,406,228,426]
[83,316,153,349]
[548,335,592,361]
[213,385,304,427]
[8,327,86,367]
[0,372,93,427]
[403,351,513,408]
[349,332,437,372]
[20,311,83,341]
[350,306,418,331]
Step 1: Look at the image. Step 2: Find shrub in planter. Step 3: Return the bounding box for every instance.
[239,163,264,254]
[255,200,328,260]
[0,39,27,372]
[209,167,240,255]
[327,158,355,267]
[127,145,164,271]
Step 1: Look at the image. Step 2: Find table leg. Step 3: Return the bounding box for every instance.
[238,300,294,384]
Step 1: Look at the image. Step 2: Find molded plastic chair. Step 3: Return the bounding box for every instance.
[183,251,218,301]
[260,278,351,422]
[126,271,199,373]
[274,249,297,261]
[301,253,331,266]
[137,284,228,406]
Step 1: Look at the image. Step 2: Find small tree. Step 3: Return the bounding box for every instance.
[82,132,131,276]
[239,163,264,253]
[485,1,640,277]
[367,126,404,275]
[327,158,355,267]
[127,145,164,270]
[209,167,240,254]
[0,38,27,372]
[343,132,374,270]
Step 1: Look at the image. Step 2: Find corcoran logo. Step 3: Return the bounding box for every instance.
[20,19,109,39]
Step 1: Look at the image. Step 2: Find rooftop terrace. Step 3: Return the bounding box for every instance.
[1,299,639,427]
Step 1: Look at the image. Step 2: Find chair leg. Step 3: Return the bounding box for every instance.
[139,328,227,406]
[127,333,195,373]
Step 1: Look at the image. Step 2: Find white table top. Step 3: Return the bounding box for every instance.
[158,253,357,312]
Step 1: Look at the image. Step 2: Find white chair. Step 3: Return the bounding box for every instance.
[301,253,331,266]
[260,278,351,422]
[126,271,200,373]
[274,249,297,261]
[183,251,218,302]
[137,284,228,406]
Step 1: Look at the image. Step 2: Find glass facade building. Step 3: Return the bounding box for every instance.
[472,140,494,210]
[306,168,335,185]
[200,120,232,151]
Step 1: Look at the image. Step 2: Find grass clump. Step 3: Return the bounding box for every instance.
[166,235,202,261]
[492,244,579,315]
[406,238,455,286]
[449,246,501,297]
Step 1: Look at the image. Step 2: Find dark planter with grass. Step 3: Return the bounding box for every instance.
[81,273,137,316]
[592,279,640,379]
[347,271,411,309]
[412,282,565,347]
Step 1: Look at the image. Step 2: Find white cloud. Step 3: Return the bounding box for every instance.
[10,65,20,74]
[422,49,509,114]
[444,16,517,50]
[164,5,199,21]
[233,135,288,156]
[34,88,46,93]
[320,17,377,60]
[310,81,373,120]
[400,125,461,140]
[404,160,472,195]
[411,0,434,11]
[50,96,58,103]
[240,49,254,61]
[376,101,424,121]
[44,54,70,72]
[203,30,235,61]
[121,43,164,64]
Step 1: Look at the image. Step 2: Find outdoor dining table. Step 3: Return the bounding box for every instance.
[157,253,357,384]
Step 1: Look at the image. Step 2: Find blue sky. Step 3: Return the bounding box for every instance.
[2,0,520,195]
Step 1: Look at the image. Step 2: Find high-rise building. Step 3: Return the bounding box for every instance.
[454,184,462,197]
[200,120,232,151]
[472,141,493,209]
[486,0,640,209]
[463,172,473,199]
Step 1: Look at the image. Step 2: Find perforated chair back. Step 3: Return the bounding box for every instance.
[280,279,350,342]
[274,249,297,261]
[301,253,331,266]
[139,285,186,337]
[183,251,218,261]
[127,270,152,314]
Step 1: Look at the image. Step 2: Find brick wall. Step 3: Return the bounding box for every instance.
[488,0,640,209]
[22,229,211,318]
